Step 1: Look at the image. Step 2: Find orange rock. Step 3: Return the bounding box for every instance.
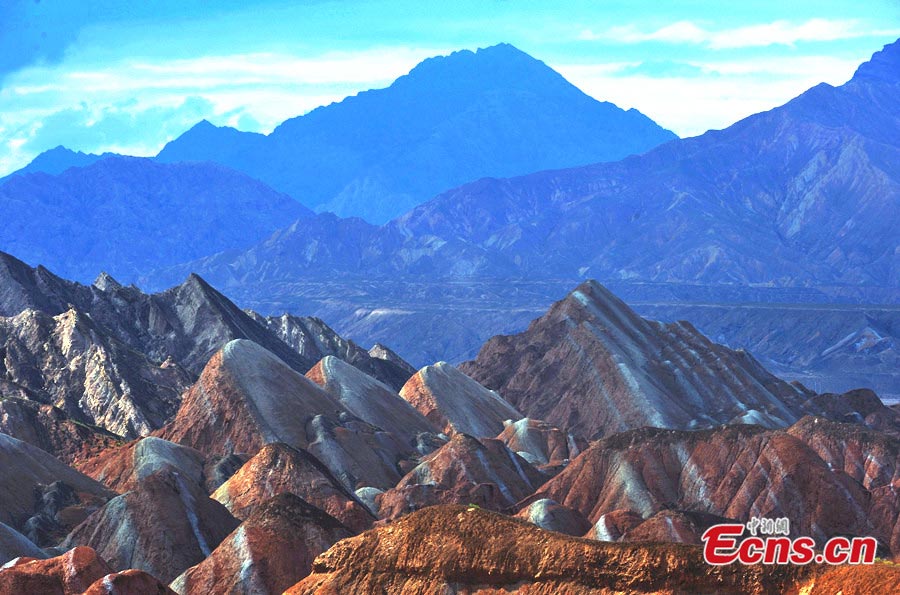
[285,505,811,594]
[787,563,900,594]
[0,546,111,594]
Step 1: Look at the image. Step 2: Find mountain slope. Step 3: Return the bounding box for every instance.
[157,43,675,223]
[459,280,850,439]
[0,156,312,282]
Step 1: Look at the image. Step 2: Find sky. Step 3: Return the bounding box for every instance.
[1,0,898,175]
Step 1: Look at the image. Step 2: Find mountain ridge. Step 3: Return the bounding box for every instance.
[156,42,676,222]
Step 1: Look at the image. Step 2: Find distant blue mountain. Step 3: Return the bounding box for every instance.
[157,43,677,223]
[151,39,900,291]
[0,156,312,282]
[1,146,115,181]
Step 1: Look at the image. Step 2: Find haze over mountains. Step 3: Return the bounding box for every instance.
[155,43,677,223]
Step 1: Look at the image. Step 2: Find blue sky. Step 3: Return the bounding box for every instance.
[1,0,898,175]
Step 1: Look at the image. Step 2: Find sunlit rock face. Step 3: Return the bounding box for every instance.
[284,505,828,594]
[400,361,521,438]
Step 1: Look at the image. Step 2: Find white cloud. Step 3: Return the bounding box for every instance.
[581,18,900,49]
[556,54,862,137]
[0,46,449,174]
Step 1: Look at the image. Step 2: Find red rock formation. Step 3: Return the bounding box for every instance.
[496,417,584,467]
[211,443,374,533]
[534,424,890,551]
[0,546,111,594]
[285,505,812,594]
[399,361,521,438]
[584,509,643,541]
[62,469,239,584]
[76,436,205,494]
[460,280,815,439]
[787,416,900,553]
[171,494,352,595]
[158,340,414,491]
[377,433,545,519]
[306,355,436,445]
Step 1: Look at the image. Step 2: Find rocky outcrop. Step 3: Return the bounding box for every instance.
[306,355,436,445]
[286,505,812,594]
[62,470,239,584]
[0,398,119,465]
[0,251,312,376]
[0,546,112,594]
[303,413,413,491]
[159,340,417,492]
[791,564,900,594]
[250,313,415,391]
[377,433,544,519]
[83,569,175,594]
[0,433,112,540]
[171,494,352,595]
[0,307,189,440]
[461,281,820,439]
[399,362,521,437]
[533,423,898,552]
[211,443,375,533]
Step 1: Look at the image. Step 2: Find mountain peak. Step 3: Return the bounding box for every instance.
[92,272,122,291]
[397,43,564,94]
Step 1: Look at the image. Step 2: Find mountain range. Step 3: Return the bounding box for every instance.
[162,39,899,290]
[154,43,677,223]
